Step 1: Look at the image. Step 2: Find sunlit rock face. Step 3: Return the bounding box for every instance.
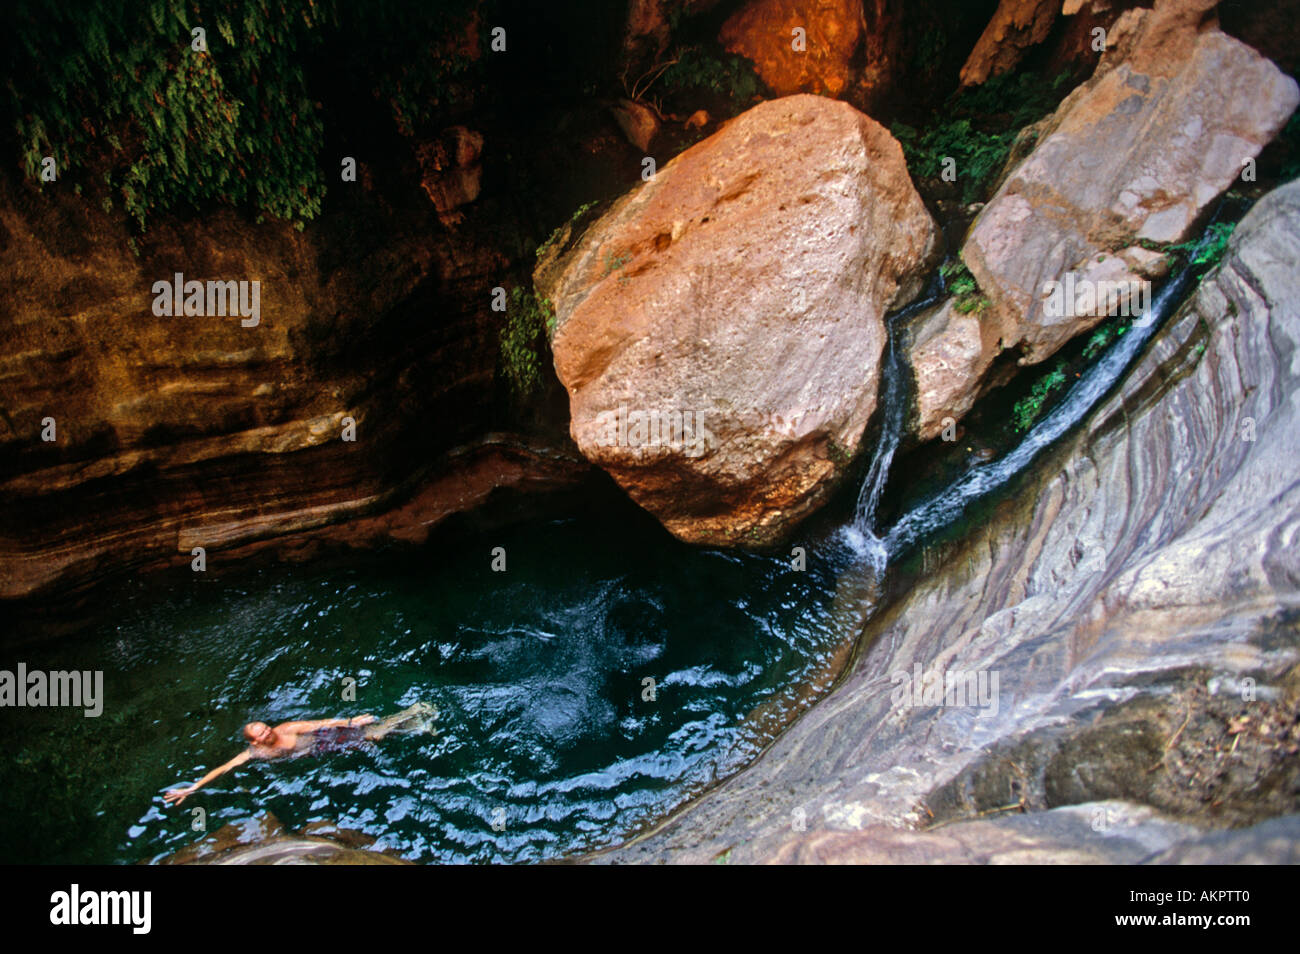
[910,0,1299,441]
[592,179,1300,865]
[540,94,938,547]
[719,0,865,98]
[959,0,1059,88]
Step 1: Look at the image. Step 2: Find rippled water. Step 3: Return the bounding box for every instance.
[0,508,868,864]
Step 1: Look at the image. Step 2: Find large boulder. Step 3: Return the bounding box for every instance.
[540,95,939,547]
[592,178,1300,864]
[912,0,1299,440]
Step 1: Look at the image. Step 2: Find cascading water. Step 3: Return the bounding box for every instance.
[843,218,1221,573]
[0,223,1224,865]
[841,293,937,571]
[883,258,1197,558]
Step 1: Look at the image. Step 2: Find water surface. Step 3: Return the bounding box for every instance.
[0,508,863,864]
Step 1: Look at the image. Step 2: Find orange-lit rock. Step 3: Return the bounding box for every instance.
[959,0,1059,87]
[719,0,865,98]
[417,126,485,226]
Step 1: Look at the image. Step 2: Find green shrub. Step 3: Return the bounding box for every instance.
[1136,220,1236,276]
[1168,221,1235,272]
[1081,319,1127,360]
[1011,362,1067,433]
[4,0,484,230]
[659,46,759,105]
[7,0,334,229]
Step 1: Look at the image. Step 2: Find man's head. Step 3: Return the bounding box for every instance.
[243,721,273,744]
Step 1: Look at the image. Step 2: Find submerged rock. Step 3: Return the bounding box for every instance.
[592,179,1300,864]
[912,0,1299,440]
[541,94,938,547]
[158,814,411,865]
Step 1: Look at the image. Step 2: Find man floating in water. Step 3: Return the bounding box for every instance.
[163,702,438,805]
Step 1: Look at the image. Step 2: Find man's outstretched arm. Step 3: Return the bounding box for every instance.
[163,750,252,805]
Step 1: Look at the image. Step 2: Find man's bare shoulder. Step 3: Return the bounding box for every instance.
[247,739,297,759]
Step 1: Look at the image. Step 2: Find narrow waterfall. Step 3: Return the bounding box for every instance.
[845,218,1222,570]
[882,262,1195,557]
[840,294,936,569]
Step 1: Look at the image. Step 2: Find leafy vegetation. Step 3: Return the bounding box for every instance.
[499,287,556,400]
[602,250,632,277]
[941,258,991,314]
[536,200,598,261]
[1010,362,1067,433]
[659,46,760,104]
[360,0,485,138]
[1136,220,1237,276]
[892,71,1073,203]
[1168,221,1236,273]
[1081,319,1128,361]
[3,0,484,231]
[910,27,948,74]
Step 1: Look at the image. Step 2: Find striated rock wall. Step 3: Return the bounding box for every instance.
[592,178,1300,864]
[0,176,586,609]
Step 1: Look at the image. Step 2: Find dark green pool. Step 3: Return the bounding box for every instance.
[0,506,873,864]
